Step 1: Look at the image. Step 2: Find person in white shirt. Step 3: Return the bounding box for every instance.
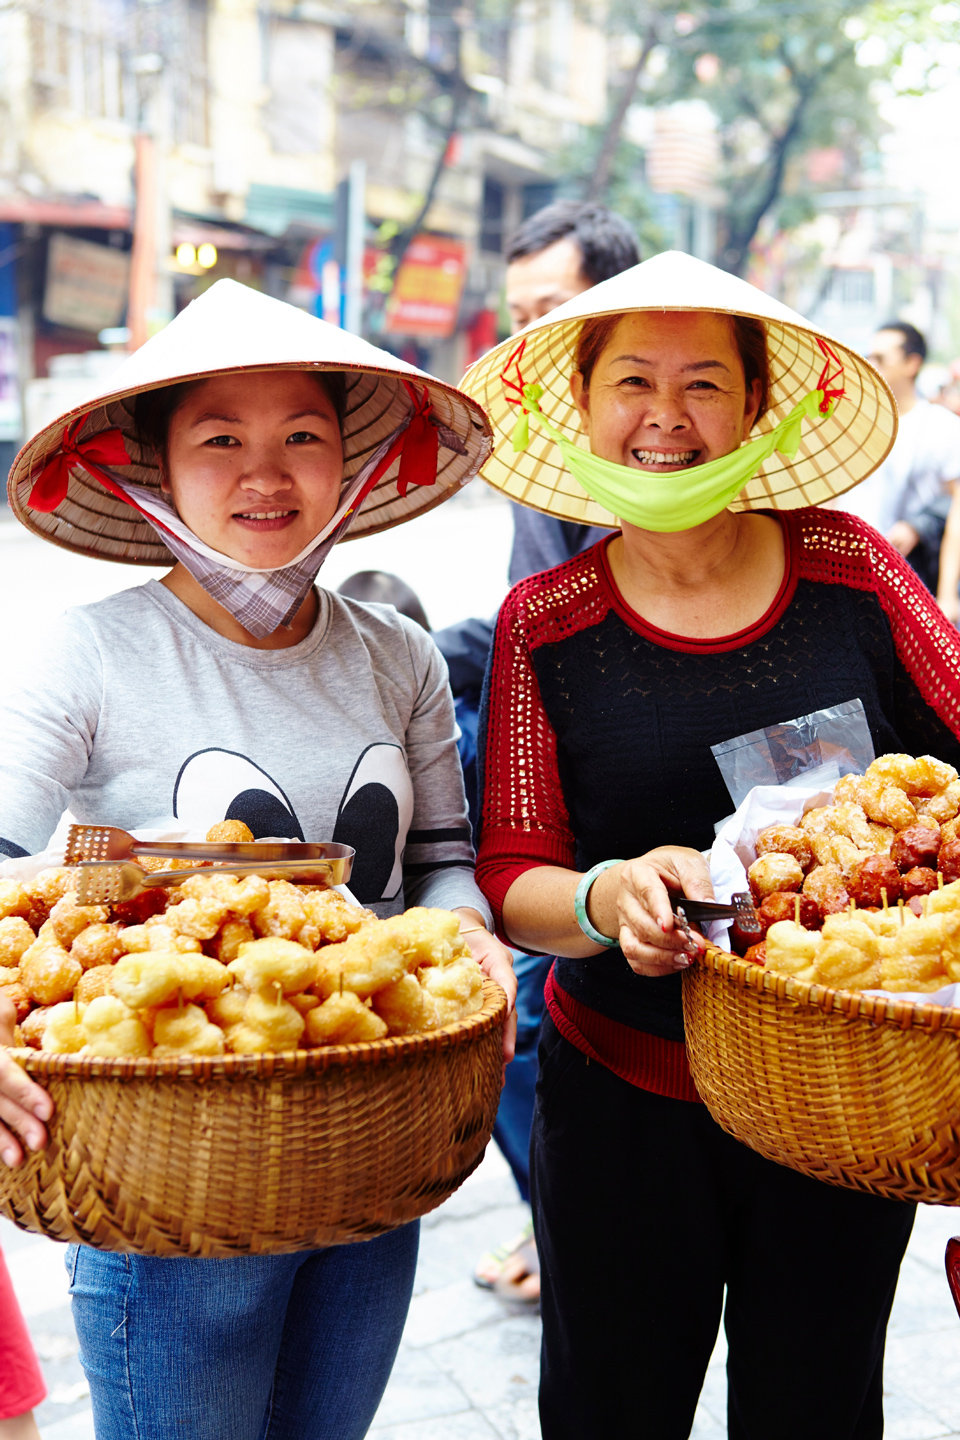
[842,322,960,616]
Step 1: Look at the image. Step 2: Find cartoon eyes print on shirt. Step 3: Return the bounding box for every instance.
[172,749,305,840]
[332,743,413,905]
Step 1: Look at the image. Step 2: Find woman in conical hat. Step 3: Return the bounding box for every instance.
[460,251,960,1438]
[0,280,515,1439]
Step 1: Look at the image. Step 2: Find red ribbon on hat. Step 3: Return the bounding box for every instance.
[396,382,439,499]
[28,414,133,513]
[816,338,845,414]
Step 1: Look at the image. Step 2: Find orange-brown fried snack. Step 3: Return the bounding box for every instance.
[19,1006,52,1049]
[304,992,388,1046]
[48,893,109,949]
[76,964,118,1005]
[755,825,814,873]
[205,820,254,843]
[250,880,307,941]
[210,919,255,964]
[0,880,32,922]
[0,978,30,1023]
[747,853,804,903]
[19,924,83,1005]
[313,927,406,1000]
[299,889,375,945]
[372,974,438,1036]
[25,868,77,916]
[71,922,125,969]
[0,916,35,968]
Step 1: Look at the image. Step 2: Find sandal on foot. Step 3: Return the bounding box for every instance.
[473,1219,534,1290]
[492,1234,540,1306]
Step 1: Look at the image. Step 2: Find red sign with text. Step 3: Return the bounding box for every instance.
[385,235,467,338]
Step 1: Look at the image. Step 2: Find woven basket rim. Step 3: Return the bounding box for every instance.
[700,946,960,1033]
[12,978,507,1081]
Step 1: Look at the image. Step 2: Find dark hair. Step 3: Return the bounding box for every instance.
[133,370,348,462]
[575,312,771,424]
[506,201,639,285]
[336,571,430,632]
[877,320,927,363]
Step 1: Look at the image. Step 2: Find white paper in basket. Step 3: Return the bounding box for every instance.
[0,826,361,906]
[707,783,960,1010]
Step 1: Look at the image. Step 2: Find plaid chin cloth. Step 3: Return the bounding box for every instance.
[107,425,407,639]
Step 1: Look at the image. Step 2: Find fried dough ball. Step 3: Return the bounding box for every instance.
[880,914,953,991]
[152,1004,225,1058]
[758,892,820,935]
[758,920,821,981]
[0,916,35,968]
[247,880,307,942]
[110,952,182,1009]
[809,833,870,881]
[314,928,406,1001]
[916,780,960,824]
[25,868,77,914]
[47,893,109,949]
[19,1006,52,1049]
[205,986,249,1030]
[71,922,125,969]
[76,964,117,1005]
[747,854,804,903]
[938,838,960,885]
[372,974,440,1036]
[866,823,895,855]
[304,991,388,1046]
[299,889,375,945]
[165,895,232,942]
[205,820,254,843]
[800,806,834,837]
[210,919,255,964]
[823,802,875,850]
[173,954,230,1003]
[755,825,815,873]
[743,942,767,965]
[849,856,901,908]
[226,990,305,1053]
[868,753,958,797]
[856,777,918,830]
[891,824,941,873]
[117,923,201,955]
[901,867,938,901]
[81,995,152,1057]
[814,914,882,990]
[112,889,171,926]
[0,978,30,1023]
[179,872,270,918]
[417,958,484,1025]
[227,938,315,996]
[802,864,851,916]
[380,908,469,969]
[0,881,32,922]
[42,1002,87,1054]
[289,991,320,1014]
[19,925,83,1005]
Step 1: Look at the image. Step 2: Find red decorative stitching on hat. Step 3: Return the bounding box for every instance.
[816,338,845,414]
[396,381,439,499]
[28,414,133,513]
[500,338,529,409]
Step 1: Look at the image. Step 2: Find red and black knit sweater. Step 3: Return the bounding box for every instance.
[476,509,960,1103]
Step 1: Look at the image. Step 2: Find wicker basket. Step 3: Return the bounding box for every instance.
[682,949,960,1205]
[0,980,506,1256]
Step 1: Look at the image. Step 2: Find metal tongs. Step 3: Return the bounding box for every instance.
[672,892,761,951]
[66,825,355,905]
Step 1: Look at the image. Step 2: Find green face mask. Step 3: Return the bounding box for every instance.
[512,386,836,533]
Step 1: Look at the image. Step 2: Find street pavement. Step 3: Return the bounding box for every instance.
[5,1144,960,1439]
[3,490,960,1434]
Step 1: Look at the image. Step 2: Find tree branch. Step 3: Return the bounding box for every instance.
[585,19,659,203]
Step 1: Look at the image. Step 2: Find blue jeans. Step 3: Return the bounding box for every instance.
[66,1222,419,1440]
[492,953,553,1202]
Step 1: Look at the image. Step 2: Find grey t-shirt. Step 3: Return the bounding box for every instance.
[0,580,490,922]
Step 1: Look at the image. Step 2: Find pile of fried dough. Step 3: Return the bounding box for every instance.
[741,752,960,993]
[0,838,483,1058]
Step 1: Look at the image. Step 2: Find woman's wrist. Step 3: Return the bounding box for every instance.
[575,860,624,948]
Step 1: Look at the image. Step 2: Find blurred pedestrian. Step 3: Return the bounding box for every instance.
[843,322,960,607]
[0,1191,45,1440]
[336,570,431,632]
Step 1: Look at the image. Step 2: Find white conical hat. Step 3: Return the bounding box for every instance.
[8,279,492,564]
[459,250,896,525]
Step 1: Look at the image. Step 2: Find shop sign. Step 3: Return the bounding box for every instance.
[385,236,467,338]
[43,234,130,334]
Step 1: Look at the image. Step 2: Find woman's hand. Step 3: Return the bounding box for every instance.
[591,846,715,978]
[0,994,53,1168]
[454,909,517,1065]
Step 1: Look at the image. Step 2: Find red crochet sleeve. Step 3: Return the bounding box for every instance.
[475,573,586,933]
[791,508,960,739]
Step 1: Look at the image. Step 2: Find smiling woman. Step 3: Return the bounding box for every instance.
[458,251,960,1439]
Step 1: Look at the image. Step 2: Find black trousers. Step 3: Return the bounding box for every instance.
[530,1015,916,1440]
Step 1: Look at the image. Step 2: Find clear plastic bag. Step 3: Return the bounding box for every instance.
[710,699,875,811]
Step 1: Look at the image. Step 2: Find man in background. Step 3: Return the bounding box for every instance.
[503,201,640,585]
[844,321,960,611]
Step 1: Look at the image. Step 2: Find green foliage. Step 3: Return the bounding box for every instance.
[553,126,668,258]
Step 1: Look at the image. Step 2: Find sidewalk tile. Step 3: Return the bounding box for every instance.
[883,1388,953,1439]
[402,1278,511,1349]
[484,1394,541,1440]
[429,1314,541,1409]
[39,1411,94,1440]
[372,1347,473,1426]
[369,1412,500,1439]
[889,1254,959,1337]
[6,1237,71,1318]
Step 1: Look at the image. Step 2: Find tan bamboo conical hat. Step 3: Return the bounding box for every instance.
[8,279,492,565]
[459,250,897,526]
